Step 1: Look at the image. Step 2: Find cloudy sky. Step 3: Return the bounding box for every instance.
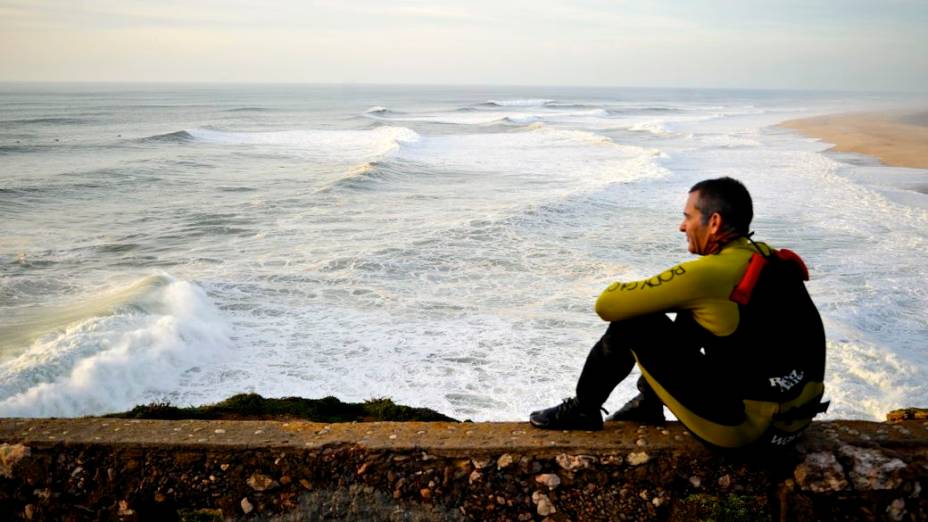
[2,0,926,91]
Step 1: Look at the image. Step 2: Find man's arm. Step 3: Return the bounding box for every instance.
[594,261,708,322]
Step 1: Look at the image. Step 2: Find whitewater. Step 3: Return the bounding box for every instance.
[1,84,926,421]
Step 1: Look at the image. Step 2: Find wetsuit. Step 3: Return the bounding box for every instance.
[577,237,827,448]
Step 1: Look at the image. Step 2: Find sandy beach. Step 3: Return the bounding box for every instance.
[780,111,928,169]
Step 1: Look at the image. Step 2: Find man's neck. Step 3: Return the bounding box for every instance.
[705,233,742,255]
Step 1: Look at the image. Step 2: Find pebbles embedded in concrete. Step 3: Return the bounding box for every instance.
[627,452,649,466]
[469,470,482,484]
[718,474,732,489]
[887,498,906,521]
[556,453,596,471]
[247,472,279,492]
[497,453,513,469]
[472,458,492,469]
[794,452,849,493]
[0,444,30,478]
[535,473,561,489]
[601,454,623,466]
[689,476,702,488]
[839,445,907,490]
[532,491,556,516]
[241,497,254,514]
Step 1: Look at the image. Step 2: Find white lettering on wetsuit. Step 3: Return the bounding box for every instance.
[769,369,804,392]
[770,432,801,446]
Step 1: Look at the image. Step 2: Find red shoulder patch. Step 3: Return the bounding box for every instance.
[775,248,810,281]
[730,253,768,305]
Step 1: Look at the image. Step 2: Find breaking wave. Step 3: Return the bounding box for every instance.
[0,274,231,417]
[137,126,421,161]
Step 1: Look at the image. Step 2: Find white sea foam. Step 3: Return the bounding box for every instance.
[186,126,420,161]
[0,275,230,417]
[696,134,762,148]
[365,107,613,126]
[393,126,667,189]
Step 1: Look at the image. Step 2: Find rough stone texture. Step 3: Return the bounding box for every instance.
[0,443,30,478]
[886,408,928,422]
[0,418,926,520]
[794,452,848,493]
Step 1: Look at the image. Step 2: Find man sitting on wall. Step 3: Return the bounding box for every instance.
[529,177,828,449]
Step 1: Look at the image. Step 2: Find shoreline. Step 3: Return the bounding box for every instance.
[779,110,928,169]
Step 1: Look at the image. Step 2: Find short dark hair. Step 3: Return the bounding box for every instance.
[688,177,753,235]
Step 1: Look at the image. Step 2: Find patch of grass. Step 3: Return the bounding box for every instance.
[104,393,458,422]
[678,493,770,522]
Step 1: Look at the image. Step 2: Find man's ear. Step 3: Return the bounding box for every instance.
[707,212,723,234]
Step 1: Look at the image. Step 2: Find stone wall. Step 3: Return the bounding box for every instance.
[1,418,926,520]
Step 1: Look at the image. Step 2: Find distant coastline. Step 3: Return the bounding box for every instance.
[779,110,928,170]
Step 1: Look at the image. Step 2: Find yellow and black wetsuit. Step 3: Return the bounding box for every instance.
[578,237,826,448]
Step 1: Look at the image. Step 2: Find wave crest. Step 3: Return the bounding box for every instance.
[482,99,555,107]
[0,274,230,417]
[139,130,195,143]
[138,126,421,161]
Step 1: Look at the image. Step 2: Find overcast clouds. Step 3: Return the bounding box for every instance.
[2,0,926,91]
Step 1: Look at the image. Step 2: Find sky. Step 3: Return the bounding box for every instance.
[1,0,927,91]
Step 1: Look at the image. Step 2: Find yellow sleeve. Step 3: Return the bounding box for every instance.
[594,260,716,322]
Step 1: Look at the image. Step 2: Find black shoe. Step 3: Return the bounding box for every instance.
[606,377,666,424]
[530,397,604,431]
[606,393,666,424]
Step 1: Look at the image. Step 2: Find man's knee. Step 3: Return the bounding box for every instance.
[603,313,674,345]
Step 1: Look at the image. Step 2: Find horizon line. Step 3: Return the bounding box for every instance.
[0,80,923,97]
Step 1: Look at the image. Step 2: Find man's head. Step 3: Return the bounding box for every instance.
[679,177,753,255]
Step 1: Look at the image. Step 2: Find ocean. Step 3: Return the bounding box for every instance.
[1,84,926,421]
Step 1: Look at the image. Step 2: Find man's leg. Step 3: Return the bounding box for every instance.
[575,315,670,407]
[530,314,674,430]
[629,315,760,448]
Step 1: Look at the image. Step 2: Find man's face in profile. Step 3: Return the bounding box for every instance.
[680,191,710,255]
